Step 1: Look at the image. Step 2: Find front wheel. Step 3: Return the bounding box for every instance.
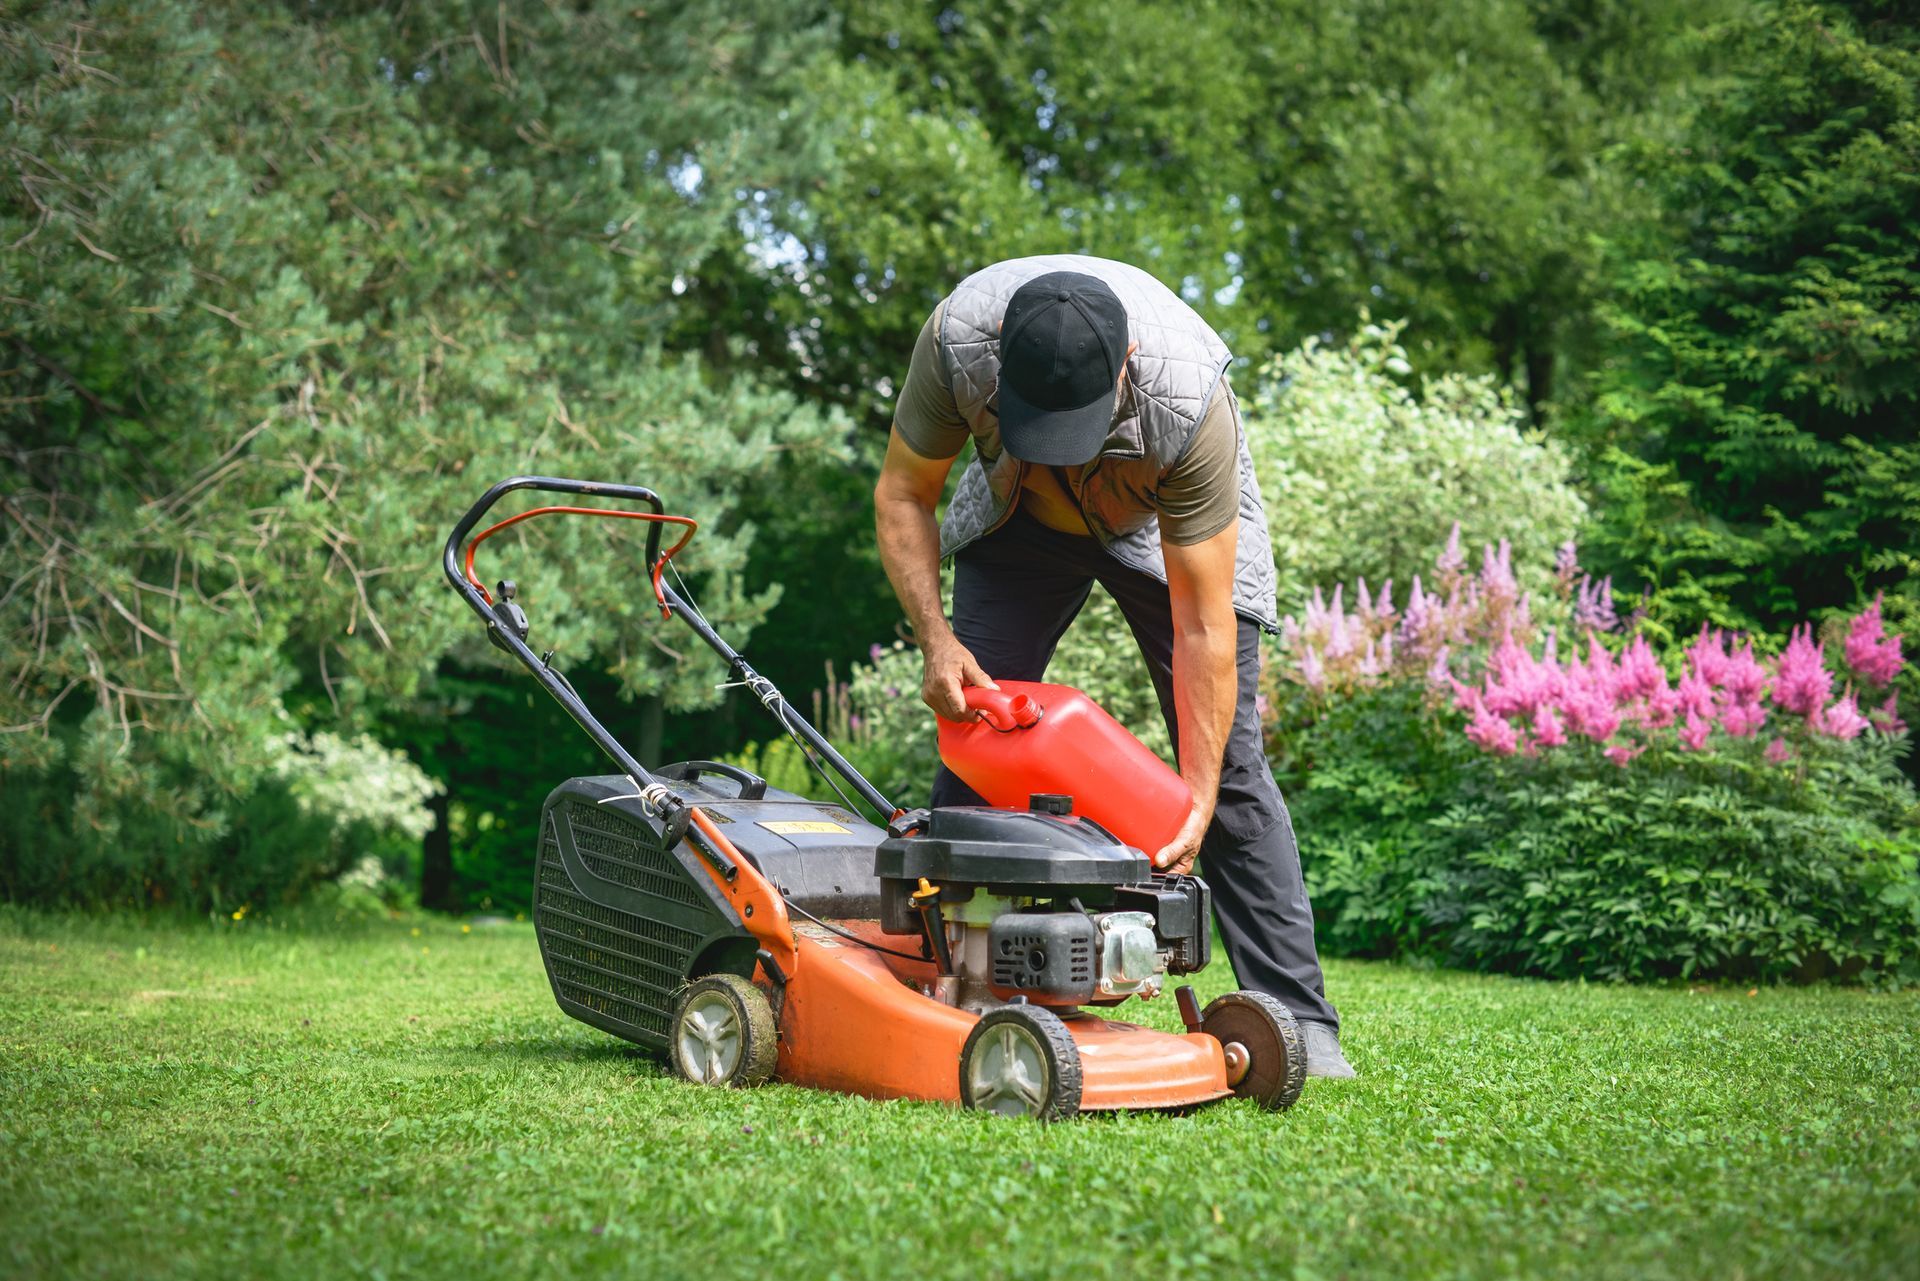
[1201,990,1306,1110]
[959,1005,1082,1120]
[669,973,778,1087]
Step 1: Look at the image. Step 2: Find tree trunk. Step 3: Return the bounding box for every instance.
[421,789,453,910]
[638,693,664,769]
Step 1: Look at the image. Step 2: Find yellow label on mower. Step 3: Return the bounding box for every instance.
[757,819,852,835]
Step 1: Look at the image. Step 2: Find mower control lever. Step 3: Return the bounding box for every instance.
[487,579,531,653]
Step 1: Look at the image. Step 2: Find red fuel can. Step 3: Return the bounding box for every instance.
[936,680,1192,858]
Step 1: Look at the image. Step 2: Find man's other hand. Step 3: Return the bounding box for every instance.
[922,637,998,721]
[1152,803,1211,875]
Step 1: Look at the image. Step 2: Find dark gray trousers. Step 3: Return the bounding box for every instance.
[929,508,1339,1030]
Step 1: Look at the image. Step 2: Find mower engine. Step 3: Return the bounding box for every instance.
[875,797,1210,1012]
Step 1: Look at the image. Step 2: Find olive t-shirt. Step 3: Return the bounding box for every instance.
[893,304,1241,546]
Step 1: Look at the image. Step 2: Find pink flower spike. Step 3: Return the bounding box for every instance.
[1531,704,1567,749]
[1811,690,1870,740]
[1426,646,1453,690]
[1298,644,1325,692]
[1720,699,1768,738]
[1466,700,1520,756]
[1844,593,1906,687]
[1764,737,1793,765]
[1325,606,1354,660]
[1479,539,1518,604]
[1438,522,1465,577]
[1554,541,1580,588]
[1868,693,1907,736]
[1572,575,1618,633]
[1678,712,1712,751]
[1771,625,1832,717]
[1603,743,1644,768]
[1721,638,1769,704]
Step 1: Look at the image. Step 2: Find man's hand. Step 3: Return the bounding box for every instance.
[1152,802,1212,875]
[921,635,998,721]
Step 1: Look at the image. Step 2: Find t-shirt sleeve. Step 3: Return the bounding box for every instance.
[891,302,971,460]
[1156,375,1242,546]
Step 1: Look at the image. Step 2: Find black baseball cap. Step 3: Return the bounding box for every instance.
[998,271,1130,465]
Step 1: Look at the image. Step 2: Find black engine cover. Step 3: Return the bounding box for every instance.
[874,806,1151,888]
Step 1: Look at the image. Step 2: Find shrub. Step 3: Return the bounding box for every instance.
[1266,531,1920,983]
[1243,318,1587,605]
[0,730,437,914]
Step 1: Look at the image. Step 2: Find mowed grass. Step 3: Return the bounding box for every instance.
[1,910,1915,1281]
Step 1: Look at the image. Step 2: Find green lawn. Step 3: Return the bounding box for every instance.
[1,910,1915,1281]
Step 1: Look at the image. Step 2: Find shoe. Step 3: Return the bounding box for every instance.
[1298,1020,1356,1079]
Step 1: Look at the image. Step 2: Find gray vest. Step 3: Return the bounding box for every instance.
[935,254,1279,631]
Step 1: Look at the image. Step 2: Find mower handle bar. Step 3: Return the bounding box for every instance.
[442,475,898,826]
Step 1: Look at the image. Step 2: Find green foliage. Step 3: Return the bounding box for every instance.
[1281,677,1920,985]
[0,730,433,912]
[0,1,846,904]
[1244,318,1587,608]
[1580,1,1920,656]
[766,0,1740,425]
[6,913,1920,1279]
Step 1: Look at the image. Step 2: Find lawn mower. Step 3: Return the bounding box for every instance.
[444,476,1306,1118]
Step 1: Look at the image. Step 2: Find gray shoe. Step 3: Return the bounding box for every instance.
[1298,1020,1356,1079]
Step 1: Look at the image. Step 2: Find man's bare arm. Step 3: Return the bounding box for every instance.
[873,429,996,719]
[1154,519,1239,873]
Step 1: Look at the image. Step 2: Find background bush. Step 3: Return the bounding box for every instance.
[1265,532,1920,983]
[1245,319,1587,605]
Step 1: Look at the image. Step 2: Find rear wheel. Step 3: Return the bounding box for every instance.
[959,1005,1082,1121]
[1201,990,1305,1110]
[670,974,778,1087]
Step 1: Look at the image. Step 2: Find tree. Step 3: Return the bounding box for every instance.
[0,1,846,907]
[1579,1,1919,670]
[733,0,1741,430]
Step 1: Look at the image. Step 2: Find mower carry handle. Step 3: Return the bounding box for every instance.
[654,759,769,801]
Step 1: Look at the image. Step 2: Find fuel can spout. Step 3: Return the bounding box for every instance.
[936,680,1192,857]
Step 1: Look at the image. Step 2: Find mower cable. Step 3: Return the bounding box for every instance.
[669,561,881,825]
[781,898,929,963]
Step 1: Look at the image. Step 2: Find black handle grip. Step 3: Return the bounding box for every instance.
[655,760,769,801]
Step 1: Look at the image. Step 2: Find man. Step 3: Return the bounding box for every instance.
[872,254,1353,1078]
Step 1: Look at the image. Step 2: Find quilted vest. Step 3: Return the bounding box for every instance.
[935,254,1279,631]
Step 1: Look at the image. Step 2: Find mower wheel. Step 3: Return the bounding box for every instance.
[669,974,778,1088]
[1201,990,1306,1110]
[959,1005,1082,1121]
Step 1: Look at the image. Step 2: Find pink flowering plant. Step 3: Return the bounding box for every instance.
[1264,527,1920,984]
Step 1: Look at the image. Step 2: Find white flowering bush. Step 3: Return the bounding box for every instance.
[275,731,440,842]
[1246,317,1586,606]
